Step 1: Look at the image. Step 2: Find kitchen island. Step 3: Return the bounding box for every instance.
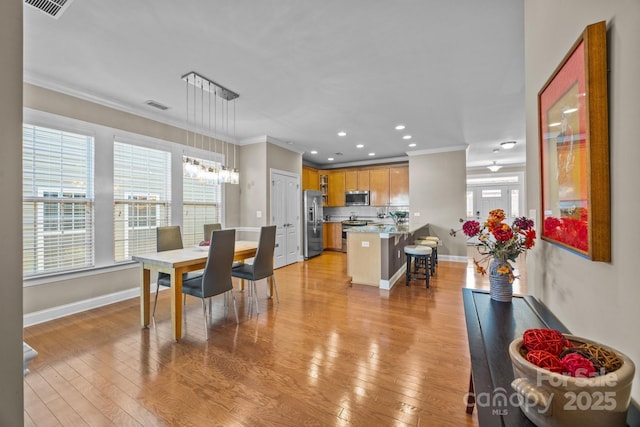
[346,222,429,289]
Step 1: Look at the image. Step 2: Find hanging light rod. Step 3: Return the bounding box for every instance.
[181,71,239,101]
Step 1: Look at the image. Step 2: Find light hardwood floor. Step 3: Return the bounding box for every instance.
[23,248,528,426]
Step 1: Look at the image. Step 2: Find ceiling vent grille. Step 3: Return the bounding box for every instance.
[25,0,75,19]
[145,100,170,111]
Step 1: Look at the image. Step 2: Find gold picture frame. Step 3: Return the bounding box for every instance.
[538,21,610,261]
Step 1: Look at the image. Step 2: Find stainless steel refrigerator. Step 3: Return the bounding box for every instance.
[303,190,324,259]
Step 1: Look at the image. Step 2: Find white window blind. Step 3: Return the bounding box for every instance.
[182,156,222,246]
[23,124,95,276]
[113,142,171,261]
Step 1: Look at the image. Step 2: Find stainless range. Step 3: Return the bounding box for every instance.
[341,220,368,252]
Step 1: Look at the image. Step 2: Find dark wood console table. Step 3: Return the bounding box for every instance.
[462,288,640,426]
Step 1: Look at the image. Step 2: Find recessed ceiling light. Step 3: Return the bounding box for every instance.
[337,131,347,137]
[356,144,364,148]
[403,135,412,140]
[408,143,416,147]
[310,150,318,154]
[500,141,517,150]
[328,157,334,161]
[368,152,375,156]
[395,125,405,130]
[493,148,500,153]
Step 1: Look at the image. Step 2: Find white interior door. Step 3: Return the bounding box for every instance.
[284,177,300,265]
[271,170,300,269]
[475,185,520,223]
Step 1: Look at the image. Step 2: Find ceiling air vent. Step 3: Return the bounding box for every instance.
[145,100,170,111]
[24,0,75,19]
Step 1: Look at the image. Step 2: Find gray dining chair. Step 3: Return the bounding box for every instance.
[181,229,238,339]
[203,223,222,241]
[231,225,278,315]
[154,226,202,319]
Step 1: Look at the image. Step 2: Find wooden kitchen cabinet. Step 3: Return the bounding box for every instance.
[358,170,370,190]
[389,165,409,206]
[369,168,389,206]
[321,164,406,207]
[302,166,320,191]
[345,169,370,191]
[323,223,329,249]
[326,170,345,207]
[345,170,358,191]
[323,222,342,250]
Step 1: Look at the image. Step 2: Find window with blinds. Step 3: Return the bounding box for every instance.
[182,156,223,246]
[113,142,171,261]
[23,124,95,276]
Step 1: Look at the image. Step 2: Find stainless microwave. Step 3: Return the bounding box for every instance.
[345,191,369,206]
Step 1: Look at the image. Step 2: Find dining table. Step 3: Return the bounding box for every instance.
[133,240,258,340]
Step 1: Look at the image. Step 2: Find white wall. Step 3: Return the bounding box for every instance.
[525,0,640,402]
[238,143,267,240]
[237,141,302,240]
[0,0,24,424]
[408,149,467,258]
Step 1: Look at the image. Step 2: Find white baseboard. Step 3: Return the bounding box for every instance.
[441,255,468,263]
[380,265,407,290]
[24,287,141,327]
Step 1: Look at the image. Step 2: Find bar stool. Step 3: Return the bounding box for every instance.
[422,236,440,266]
[404,245,431,288]
[415,239,437,275]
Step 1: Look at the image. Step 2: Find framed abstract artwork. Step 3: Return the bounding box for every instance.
[538,21,610,261]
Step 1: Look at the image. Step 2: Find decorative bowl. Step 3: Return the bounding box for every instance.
[509,334,635,427]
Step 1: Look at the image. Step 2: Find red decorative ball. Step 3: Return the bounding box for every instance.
[522,328,567,356]
[562,353,595,377]
[526,350,564,373]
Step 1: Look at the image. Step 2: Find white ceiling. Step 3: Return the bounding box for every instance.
[23,0,526,170]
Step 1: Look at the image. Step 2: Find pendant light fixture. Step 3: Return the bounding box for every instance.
[487,161,502,172]
[229,98,240,184]
[181,71,240,184]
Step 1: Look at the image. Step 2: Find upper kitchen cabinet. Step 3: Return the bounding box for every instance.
[369,167,390,206]
[326,170,346,207]
[389,166,409,206]
[345,169,370,191]
[302,166,320,191]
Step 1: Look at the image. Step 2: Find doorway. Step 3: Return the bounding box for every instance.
[270,169,300,269]
[466,172,524,243]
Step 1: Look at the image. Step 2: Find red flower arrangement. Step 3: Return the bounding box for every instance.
[462,209,536,280]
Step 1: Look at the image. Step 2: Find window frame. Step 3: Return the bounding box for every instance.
[22,109,226,285]
[22,122,96,277]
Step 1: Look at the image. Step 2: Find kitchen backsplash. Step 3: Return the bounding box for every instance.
[324,206,409,222]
